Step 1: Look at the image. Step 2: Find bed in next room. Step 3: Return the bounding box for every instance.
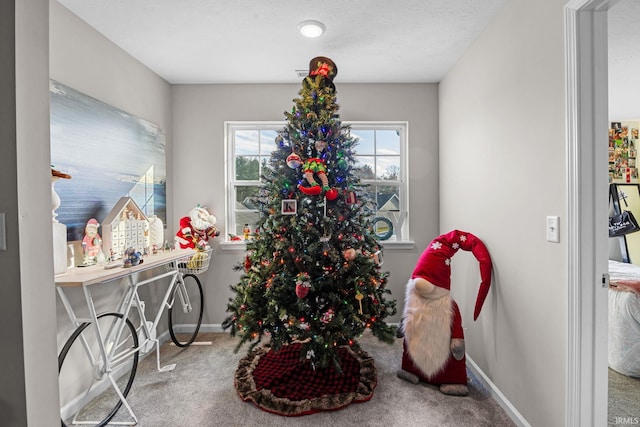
[608,260,640,378]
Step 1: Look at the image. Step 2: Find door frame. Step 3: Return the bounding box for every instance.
[565,1,619,425]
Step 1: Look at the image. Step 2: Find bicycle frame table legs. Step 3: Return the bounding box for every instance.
[119,270,180,372]
[57,265,182,426]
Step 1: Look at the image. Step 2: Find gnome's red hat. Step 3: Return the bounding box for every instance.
[411,230,492,320]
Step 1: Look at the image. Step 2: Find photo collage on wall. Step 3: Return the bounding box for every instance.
[609,122,639,183]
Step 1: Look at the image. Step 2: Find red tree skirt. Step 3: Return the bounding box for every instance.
[234,343,377,416]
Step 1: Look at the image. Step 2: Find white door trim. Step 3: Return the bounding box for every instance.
[565,1,618,426]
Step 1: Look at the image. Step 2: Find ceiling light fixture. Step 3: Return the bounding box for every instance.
[298,20,325,38]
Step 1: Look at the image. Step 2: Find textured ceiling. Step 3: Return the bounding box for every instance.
[56,0,507,84]
[56,0,640,119]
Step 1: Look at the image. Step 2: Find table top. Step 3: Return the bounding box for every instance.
[54,249,196,287]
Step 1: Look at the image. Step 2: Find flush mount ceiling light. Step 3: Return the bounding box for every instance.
[298,20,325,38]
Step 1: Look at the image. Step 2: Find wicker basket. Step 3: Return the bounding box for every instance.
[169,248,213,275]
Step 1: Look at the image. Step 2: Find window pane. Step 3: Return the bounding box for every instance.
[376,186,400,212]
[235,213,261,236]
[354,156,376,180]
[260,130,278,153]
[234,184,262,236]
[235,130,260,155]
[377,186,400,240]
[360,188,379,216]
[235,185,262,209]
[360,185,399,240]
[376,155,401,180]
[226,122,407,243]
[376,130,400,155]
[359,186,400,213]
[352,130,374,154]
[235,156,260,180]
[259,156,270,172]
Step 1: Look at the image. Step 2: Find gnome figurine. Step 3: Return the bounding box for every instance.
[397,230,492,396]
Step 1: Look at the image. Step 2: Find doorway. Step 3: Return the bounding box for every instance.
[565,0,613,426]
[606,0,640,424]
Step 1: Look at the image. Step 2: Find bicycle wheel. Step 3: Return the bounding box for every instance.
[58,312,139,427]
[168,273,203,347]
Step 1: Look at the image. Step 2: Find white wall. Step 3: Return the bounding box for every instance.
[49,2,441,413]
[48,0,574,425]
[439,0,566,425]
[49,0,175,403]
[49,0,173,239]
[2,0,60,425]
[49,0,174,245]
[171,83,440,326]
[49,1,172,136]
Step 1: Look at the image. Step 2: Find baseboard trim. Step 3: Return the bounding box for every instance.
[466,355,530,427]
[198,324,225,333]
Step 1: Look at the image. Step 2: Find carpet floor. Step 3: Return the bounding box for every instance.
[608,368,640,427]
[101,332,516,426]
[80,332,640,426]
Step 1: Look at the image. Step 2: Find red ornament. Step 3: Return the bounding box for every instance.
[296,281,311,298]
[244,255,251,272]
[345,190,357,204]
[325,188,339,200]
[295,272,311,298]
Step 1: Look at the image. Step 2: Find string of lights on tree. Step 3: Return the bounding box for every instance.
[223,57,396,370]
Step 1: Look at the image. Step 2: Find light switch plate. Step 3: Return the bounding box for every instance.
[546,216,559,243]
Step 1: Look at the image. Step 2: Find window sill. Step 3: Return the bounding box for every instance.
[219,241,249,251]
[380,240,415,250]
[219,240,416,251]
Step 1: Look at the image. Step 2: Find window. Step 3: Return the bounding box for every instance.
[350,122,408,243]
[224,121,410,246]
[225,122,279,238]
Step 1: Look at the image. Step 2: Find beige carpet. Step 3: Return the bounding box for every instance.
[608,368,640,426]
[96,331,517,426]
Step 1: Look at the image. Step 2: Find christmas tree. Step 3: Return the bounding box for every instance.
[223,57,396,370]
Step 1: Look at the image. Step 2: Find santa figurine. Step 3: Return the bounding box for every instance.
[175,206,220,250]
[397,230,492,396]
[82,218,104,264]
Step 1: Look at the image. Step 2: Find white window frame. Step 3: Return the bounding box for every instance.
[224,121,279,245]
[349,121,411,248]
[222,120,412,250]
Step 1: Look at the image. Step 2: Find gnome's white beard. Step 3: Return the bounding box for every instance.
[403,279,453,378]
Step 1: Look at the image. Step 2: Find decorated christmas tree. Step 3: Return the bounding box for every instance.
[223,57,396,370]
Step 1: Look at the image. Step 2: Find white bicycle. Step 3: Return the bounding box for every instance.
[57,248,211,426]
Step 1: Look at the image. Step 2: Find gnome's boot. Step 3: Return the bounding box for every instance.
[396,369,419,384]
[440,384,469,396]
[439,338,468,395]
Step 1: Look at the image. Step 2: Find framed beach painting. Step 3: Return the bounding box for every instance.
[50,80,166,241]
